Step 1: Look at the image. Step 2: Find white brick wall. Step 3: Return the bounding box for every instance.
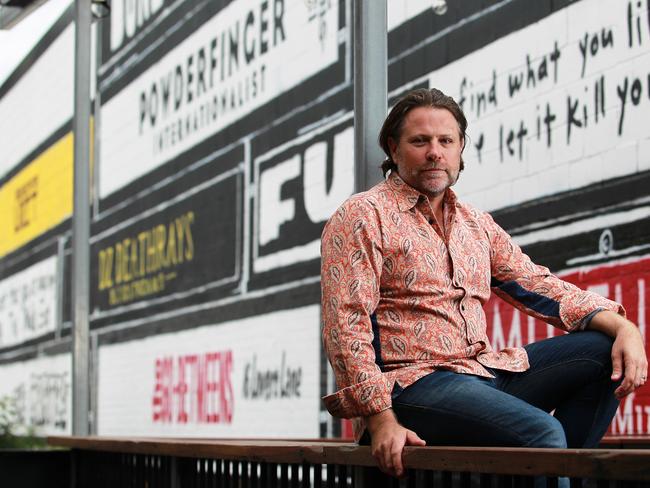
[97,305,321,437]
[639,137,650,172]
[0,353,71,436]
[0,23,74,178]
[0,256,57,348]
[424,0,650,210]
[99,0,339,197]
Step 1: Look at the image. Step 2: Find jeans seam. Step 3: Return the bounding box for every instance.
[513,357,607,381]
[393,401,533,447]
[500,358,608,407]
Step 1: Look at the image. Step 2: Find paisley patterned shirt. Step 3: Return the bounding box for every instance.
[320,172,623,438]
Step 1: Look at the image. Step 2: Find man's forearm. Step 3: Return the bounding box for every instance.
[366,408,399,434]
[587,310,636,337]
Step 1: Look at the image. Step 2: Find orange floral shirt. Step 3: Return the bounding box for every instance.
[320,172,623,438]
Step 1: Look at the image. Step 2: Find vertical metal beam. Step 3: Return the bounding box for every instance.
[353,0,387,193]
[55,235,66,341]
[89,332,99,435]
[88,11,106,437]
[72,0,92,437]
[92,17,103,219]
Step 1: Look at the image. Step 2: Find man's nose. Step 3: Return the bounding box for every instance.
[426,141,442,161]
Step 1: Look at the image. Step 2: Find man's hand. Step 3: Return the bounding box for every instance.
[589,311,648,398]
[610,324,648,398]
[366,409,426,477]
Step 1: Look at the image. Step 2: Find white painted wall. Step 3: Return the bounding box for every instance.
[0,353,71,436]
[0,256,57,348]
[99,0,339,197]
[254,115,354,273]
[0,14,97,178]
[0,24,74,178]
[425,0,650,210]
[97,305,320,437]
[388,0,448,30]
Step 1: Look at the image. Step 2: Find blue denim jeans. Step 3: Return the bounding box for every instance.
[388,331,620,487]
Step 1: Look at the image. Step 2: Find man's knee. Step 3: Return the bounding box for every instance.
[545,330,614,370]
[582,329,614,349]
[526,415,567,449]
[579,330,615,367]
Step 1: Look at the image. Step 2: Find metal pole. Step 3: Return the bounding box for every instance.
[93,15,102,219]
[89,14,105,437]
[72,0,92,436]
[55,235,66,341]
[353,0,387,193]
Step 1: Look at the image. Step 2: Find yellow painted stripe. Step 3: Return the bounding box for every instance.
[0,122,93,257]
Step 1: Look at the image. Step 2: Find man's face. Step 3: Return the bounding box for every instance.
[388,106,464,199]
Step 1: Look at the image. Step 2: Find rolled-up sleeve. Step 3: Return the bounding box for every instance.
[482,212,625,331]
[320,198,392,418]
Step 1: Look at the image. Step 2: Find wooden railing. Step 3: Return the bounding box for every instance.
[45,436,650,488]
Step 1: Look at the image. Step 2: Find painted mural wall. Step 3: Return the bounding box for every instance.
[0,1,77,436]
[0,0,648,439]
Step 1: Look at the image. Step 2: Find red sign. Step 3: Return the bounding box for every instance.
[152,350,234,424]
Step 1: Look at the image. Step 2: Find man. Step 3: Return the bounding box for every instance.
[320,88,647,478]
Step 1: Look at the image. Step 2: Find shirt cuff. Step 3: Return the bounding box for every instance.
[577,307,604,331]
[560,294,625,331]
[322,373,394,419]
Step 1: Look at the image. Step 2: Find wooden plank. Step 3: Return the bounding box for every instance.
[47,436,650,481]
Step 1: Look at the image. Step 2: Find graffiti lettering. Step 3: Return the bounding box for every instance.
[499,120,528,162]
[242,351,302,400]
[578,28,614,78]
[535,102,557,147]
[98,211,195,305]
[29,372,69,430]
[0,258,56,348]
[110,0,165,52]
[14,176,38,233]
[257,125,354,247]
[458,71,497,119]
[626,0,650,48]
[610,393,650,435]
[139,0,286,133]
[507,41,560,99]
[566,95,586,143]
[152,351,234,424]
[474,133,485,163]
[615,74,650,135]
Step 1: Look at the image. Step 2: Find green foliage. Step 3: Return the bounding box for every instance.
[0,395,47,449]
[0,395,17,437]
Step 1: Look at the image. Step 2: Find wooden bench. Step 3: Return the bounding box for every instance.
[47,436,650,487]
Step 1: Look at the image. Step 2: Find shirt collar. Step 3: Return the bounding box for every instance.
[386,171,458,212]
